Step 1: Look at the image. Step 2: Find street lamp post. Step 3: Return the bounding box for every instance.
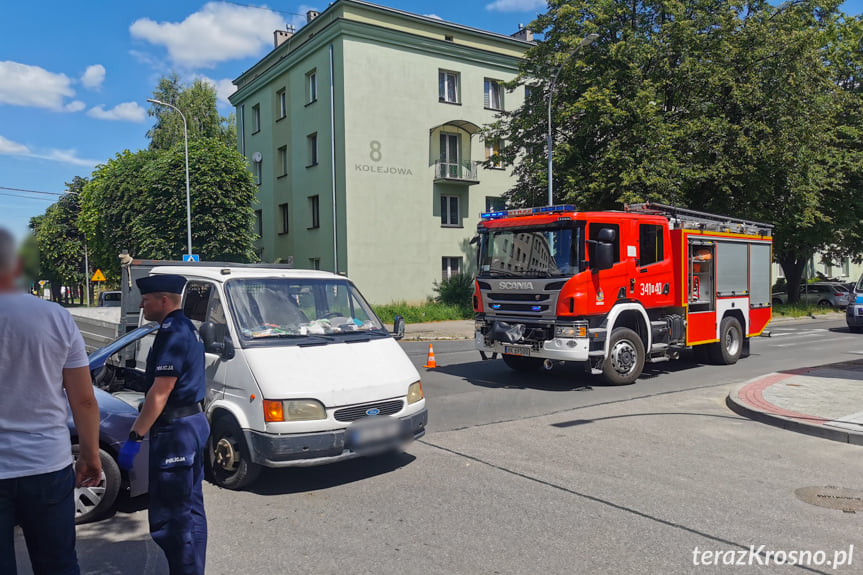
[147,98,192,258]
[547,33,599,207]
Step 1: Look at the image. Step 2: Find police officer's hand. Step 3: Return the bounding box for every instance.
[118,439,142,470]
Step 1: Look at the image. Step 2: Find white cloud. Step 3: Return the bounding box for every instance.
[486,0,546,13]
[130,2,286,68]
[0,61,76,110]
[424,13,443,20]
[0,134,98,167]
[197,75,236,108]
[80,64,106,90]
[0,135,30,155]
[65,100,86,112]
[87,102,147,122]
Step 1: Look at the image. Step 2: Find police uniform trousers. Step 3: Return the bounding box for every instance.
[148,411,210,575]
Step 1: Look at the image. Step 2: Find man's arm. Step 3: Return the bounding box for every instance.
[131,376,177,437]
[63,365,102,487]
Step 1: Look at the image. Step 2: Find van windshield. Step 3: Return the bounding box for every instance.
[225,278,384,340]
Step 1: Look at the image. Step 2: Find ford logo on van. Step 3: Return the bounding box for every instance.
[366,408,381,416]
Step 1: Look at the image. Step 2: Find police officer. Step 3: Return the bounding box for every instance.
[118,274,209,575]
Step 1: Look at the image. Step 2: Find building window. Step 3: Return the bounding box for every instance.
[310,258,321,270]
[279,203,289,234]
[439,133,460,178]
[307,133,318,167]
[254,209,262,238]
[485,196,505,212]
[639,224,664,266]
[306,70,317,104]
[254,159,262,185]
[440,195,460,227]
[484,79,503,110]
[485,138,503,168]
[442,257,462,280]
[842,258,850,278]
[439,70,459,104]
[278,146,287,177]
[309,195,320,229]
[277,89,286,119]
[252,104,260,133]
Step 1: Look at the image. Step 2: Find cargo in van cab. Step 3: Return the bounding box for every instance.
[109,259,426,489]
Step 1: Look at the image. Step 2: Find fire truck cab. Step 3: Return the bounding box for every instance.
[473,203,773,384]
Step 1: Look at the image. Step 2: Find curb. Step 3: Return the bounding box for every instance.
[727,377,863,446]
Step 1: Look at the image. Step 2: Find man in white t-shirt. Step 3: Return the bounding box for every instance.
[0,228,102,574]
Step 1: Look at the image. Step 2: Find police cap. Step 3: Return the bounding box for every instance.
[137,274,186,295]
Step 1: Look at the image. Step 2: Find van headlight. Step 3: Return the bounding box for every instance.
[407,381,423,404]
[264,399,326,422]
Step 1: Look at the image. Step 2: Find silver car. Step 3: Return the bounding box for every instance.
[772,283,850,308]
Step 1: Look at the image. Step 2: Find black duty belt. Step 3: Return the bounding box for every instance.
[156,403,203,425]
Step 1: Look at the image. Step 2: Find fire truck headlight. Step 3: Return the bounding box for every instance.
[555,323,588,338]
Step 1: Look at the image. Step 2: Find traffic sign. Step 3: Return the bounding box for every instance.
[91,269,106,282]
[39,280,46,286]
[183,254,200,262]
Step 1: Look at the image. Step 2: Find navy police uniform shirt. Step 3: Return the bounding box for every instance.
[146,309,206,406]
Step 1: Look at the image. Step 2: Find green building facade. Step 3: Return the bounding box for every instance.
[230,0,531,304]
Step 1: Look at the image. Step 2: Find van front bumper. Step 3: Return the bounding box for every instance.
[245,408,428,468]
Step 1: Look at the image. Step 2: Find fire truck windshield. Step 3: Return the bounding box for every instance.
[478,224,583,278]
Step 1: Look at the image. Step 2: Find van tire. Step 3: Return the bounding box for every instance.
[502,354,543,372]
[602,327,644,385]
[710,316,743,365]
[208,416,261,490]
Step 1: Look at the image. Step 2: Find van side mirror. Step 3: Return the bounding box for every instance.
[392,315,406,340]
[199,322,235,360]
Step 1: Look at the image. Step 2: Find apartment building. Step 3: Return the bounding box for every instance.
[229,0,532,303]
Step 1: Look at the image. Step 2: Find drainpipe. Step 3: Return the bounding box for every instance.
[329,43,338,274]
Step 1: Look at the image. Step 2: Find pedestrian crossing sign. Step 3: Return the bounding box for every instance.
[91,269,106,282]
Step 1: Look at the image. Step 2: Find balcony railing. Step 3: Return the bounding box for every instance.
[434,160,479,184]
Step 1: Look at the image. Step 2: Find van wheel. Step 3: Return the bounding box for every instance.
[602,327,644,385]
[849,326,862,333]
[209,416,261,490]
[72,445,121,524]
[502,354,543,372]
[710,316,743,365]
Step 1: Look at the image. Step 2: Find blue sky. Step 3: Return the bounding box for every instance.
[1,0,861,243]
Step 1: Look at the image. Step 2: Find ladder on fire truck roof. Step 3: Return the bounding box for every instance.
[624,202,773,236]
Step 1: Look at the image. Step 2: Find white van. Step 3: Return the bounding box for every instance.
[113,263,426,489]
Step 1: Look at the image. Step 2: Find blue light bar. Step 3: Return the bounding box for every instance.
[531,305,542,311]
[480,205,577,220]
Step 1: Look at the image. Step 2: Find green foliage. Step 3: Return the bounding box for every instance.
[80,138,257,276]
[147,74,235,150]
[432,273,475,309]
[772,303,844,318]
[373,301,473,324]
[487,0,863,304]
[28,177,88,299]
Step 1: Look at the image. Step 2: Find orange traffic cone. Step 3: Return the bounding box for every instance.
[423,344,437,369]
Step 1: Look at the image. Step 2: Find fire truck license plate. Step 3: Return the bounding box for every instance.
[504,345,531,357]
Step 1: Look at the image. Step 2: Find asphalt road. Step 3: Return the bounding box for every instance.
[15,316,863,574]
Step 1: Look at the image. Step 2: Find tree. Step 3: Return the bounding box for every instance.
[80,138,257,275]
[486,0,862,302]
[29,177,88,301]
[148,74,236,150]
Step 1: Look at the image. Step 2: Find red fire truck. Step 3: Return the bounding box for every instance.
[473,203,773,384]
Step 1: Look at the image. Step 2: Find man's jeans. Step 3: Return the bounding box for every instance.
[0,465,80,575]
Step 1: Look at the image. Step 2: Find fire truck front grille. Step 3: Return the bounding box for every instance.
[487,293,550,302]
[334,400,403,422]
[488,303,551,313]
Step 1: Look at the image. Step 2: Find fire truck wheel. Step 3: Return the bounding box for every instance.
[711,316,743,365]
[502,354,543,372]
[602,328,645,385]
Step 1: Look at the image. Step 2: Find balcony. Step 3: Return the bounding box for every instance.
[434,160,480,185]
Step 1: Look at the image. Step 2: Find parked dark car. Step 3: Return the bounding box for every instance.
[771,282,850,308]
[97,290,122,307]
[68,323,158,523]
